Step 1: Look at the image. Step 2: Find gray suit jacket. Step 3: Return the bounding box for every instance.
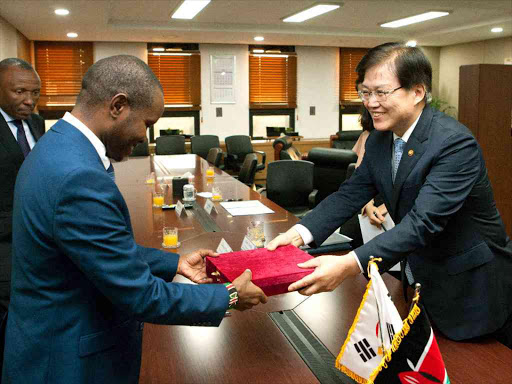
[300,105,512,341]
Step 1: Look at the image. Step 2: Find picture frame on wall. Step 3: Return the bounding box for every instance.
[210,55,236,104]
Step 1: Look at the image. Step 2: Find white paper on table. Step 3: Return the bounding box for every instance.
[358,214,400,271]
[216,238,233,254]
[219,200,274,216]
[197,192,213,198]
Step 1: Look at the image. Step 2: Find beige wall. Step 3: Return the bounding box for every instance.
[93,42,147,62]
[439,37,512,117]
[0,15,18,59]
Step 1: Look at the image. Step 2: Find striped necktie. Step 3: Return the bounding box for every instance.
[12,119,31,158]
[392,138,405,182]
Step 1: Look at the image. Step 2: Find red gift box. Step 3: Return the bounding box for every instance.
[206,245,314,296]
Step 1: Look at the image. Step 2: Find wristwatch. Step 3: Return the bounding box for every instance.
[224,282,238,310]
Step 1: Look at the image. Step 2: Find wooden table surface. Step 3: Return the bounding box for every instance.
[114,154,512,384]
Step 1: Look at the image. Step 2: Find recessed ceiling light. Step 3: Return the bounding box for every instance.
[406,40,417,47]
[153,48,165,52]
[380,11,450,28]
[55,9,69,16]
[254,36,264,42]
[283,4,340,23]
[171,0,210,20]
[491,27,503,33]
[67,32,78,38]
[253,49,265,53]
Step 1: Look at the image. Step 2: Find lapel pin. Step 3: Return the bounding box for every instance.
[408,149,414,157]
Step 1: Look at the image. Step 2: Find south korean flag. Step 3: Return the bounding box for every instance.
[336,259,403,384]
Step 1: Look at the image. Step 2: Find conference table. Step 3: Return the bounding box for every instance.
[114,154,512,384]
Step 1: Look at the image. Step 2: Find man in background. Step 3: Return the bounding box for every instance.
[3,55,267,383]
[0,58,44,316]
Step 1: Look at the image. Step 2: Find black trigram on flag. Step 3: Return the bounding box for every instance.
[354,338,376,362]
[386,322,395,344]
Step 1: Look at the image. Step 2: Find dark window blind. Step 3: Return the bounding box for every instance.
[249,54,297,109]
[35,41,93,107]
[339,48,368,102]
[147,53,201,109]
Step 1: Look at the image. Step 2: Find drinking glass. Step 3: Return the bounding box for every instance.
[152,192,164,208]
[162,227,180,249]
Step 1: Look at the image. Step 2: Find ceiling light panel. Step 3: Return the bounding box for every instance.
[491,27,503,33]
[67,32,78,38]
[55,9,69,16]
[171,0,211,20]
[380,11,450,28]
[283,4,340,23]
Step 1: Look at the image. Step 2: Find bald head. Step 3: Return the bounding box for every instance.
[76,55,163,111]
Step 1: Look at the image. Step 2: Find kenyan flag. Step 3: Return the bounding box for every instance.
[373,302,450,384]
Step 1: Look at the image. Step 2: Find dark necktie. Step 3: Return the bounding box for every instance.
[12,119,31,158]
[107,163,115,182]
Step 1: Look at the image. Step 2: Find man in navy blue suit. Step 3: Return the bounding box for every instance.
[3,55,267,383]
[268,42,512,348]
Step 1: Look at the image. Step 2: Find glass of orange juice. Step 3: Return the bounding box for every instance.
[162,227,180,249]
[211,186,223,201]
[152,192,164,208]
[206,166,215,178]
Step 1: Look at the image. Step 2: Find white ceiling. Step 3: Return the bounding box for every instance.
[1,0,511,47]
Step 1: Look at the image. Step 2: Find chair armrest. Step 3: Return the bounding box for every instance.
[256,187,267,196]
[309,189,319,208]
[329,133,340,148]
[253,150,266,166]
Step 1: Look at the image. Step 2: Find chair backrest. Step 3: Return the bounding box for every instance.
[266,160,314,208]
[237,153,258,185]
[306,147,358,202]
[225,135,253,156]
[155,135,186,155]
[191,135,220,159]
[206,147,223,167]
[130,139,149,157]
[332,130,363,150]
[272,136,301,160]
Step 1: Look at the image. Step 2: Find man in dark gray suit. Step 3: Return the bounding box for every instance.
[0,58,45,314]
[268,42,512,348]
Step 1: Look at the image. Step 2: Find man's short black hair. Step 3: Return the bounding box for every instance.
[0,58,36,76]
[355,42,432,96]
[76,55,163,110]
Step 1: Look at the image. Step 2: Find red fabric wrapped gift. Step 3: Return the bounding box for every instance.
[206,245,314,296]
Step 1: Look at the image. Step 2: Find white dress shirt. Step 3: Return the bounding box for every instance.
[62,112,111,171]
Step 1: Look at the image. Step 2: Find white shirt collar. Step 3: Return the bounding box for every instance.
[62,112,111,170]
[393,111,422,143]
[0,107,15,123]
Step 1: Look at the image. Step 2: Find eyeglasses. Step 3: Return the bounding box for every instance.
[358,86,403,102]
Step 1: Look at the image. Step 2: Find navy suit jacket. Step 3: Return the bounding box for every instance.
[0,113,45,283]
[300,105,512,341]
[3,119,228,384]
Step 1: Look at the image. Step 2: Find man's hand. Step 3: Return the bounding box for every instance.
[288,255,360,296]
[363,202,388,228]
[177,249,218,284]
[232,269,268,311]
[266,227,304,251]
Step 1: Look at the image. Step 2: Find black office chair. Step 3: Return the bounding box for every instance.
[191,135,220,160]
[260,160,318,218]
[305,147,358,203]
[206,147,223,168]
[236,153,258,187]
[130,139,149,157]
[155,136,186,155]
[225,135,266,174]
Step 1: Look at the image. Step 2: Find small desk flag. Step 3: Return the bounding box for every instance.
[336,259,449,384]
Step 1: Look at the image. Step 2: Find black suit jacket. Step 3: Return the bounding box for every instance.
[0,113,45,282]
[300,105,512,341]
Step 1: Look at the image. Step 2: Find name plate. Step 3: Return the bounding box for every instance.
[216,238,233,254]
[241,236,257,250]
[175,200,185,217]
[204,199,218,215]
